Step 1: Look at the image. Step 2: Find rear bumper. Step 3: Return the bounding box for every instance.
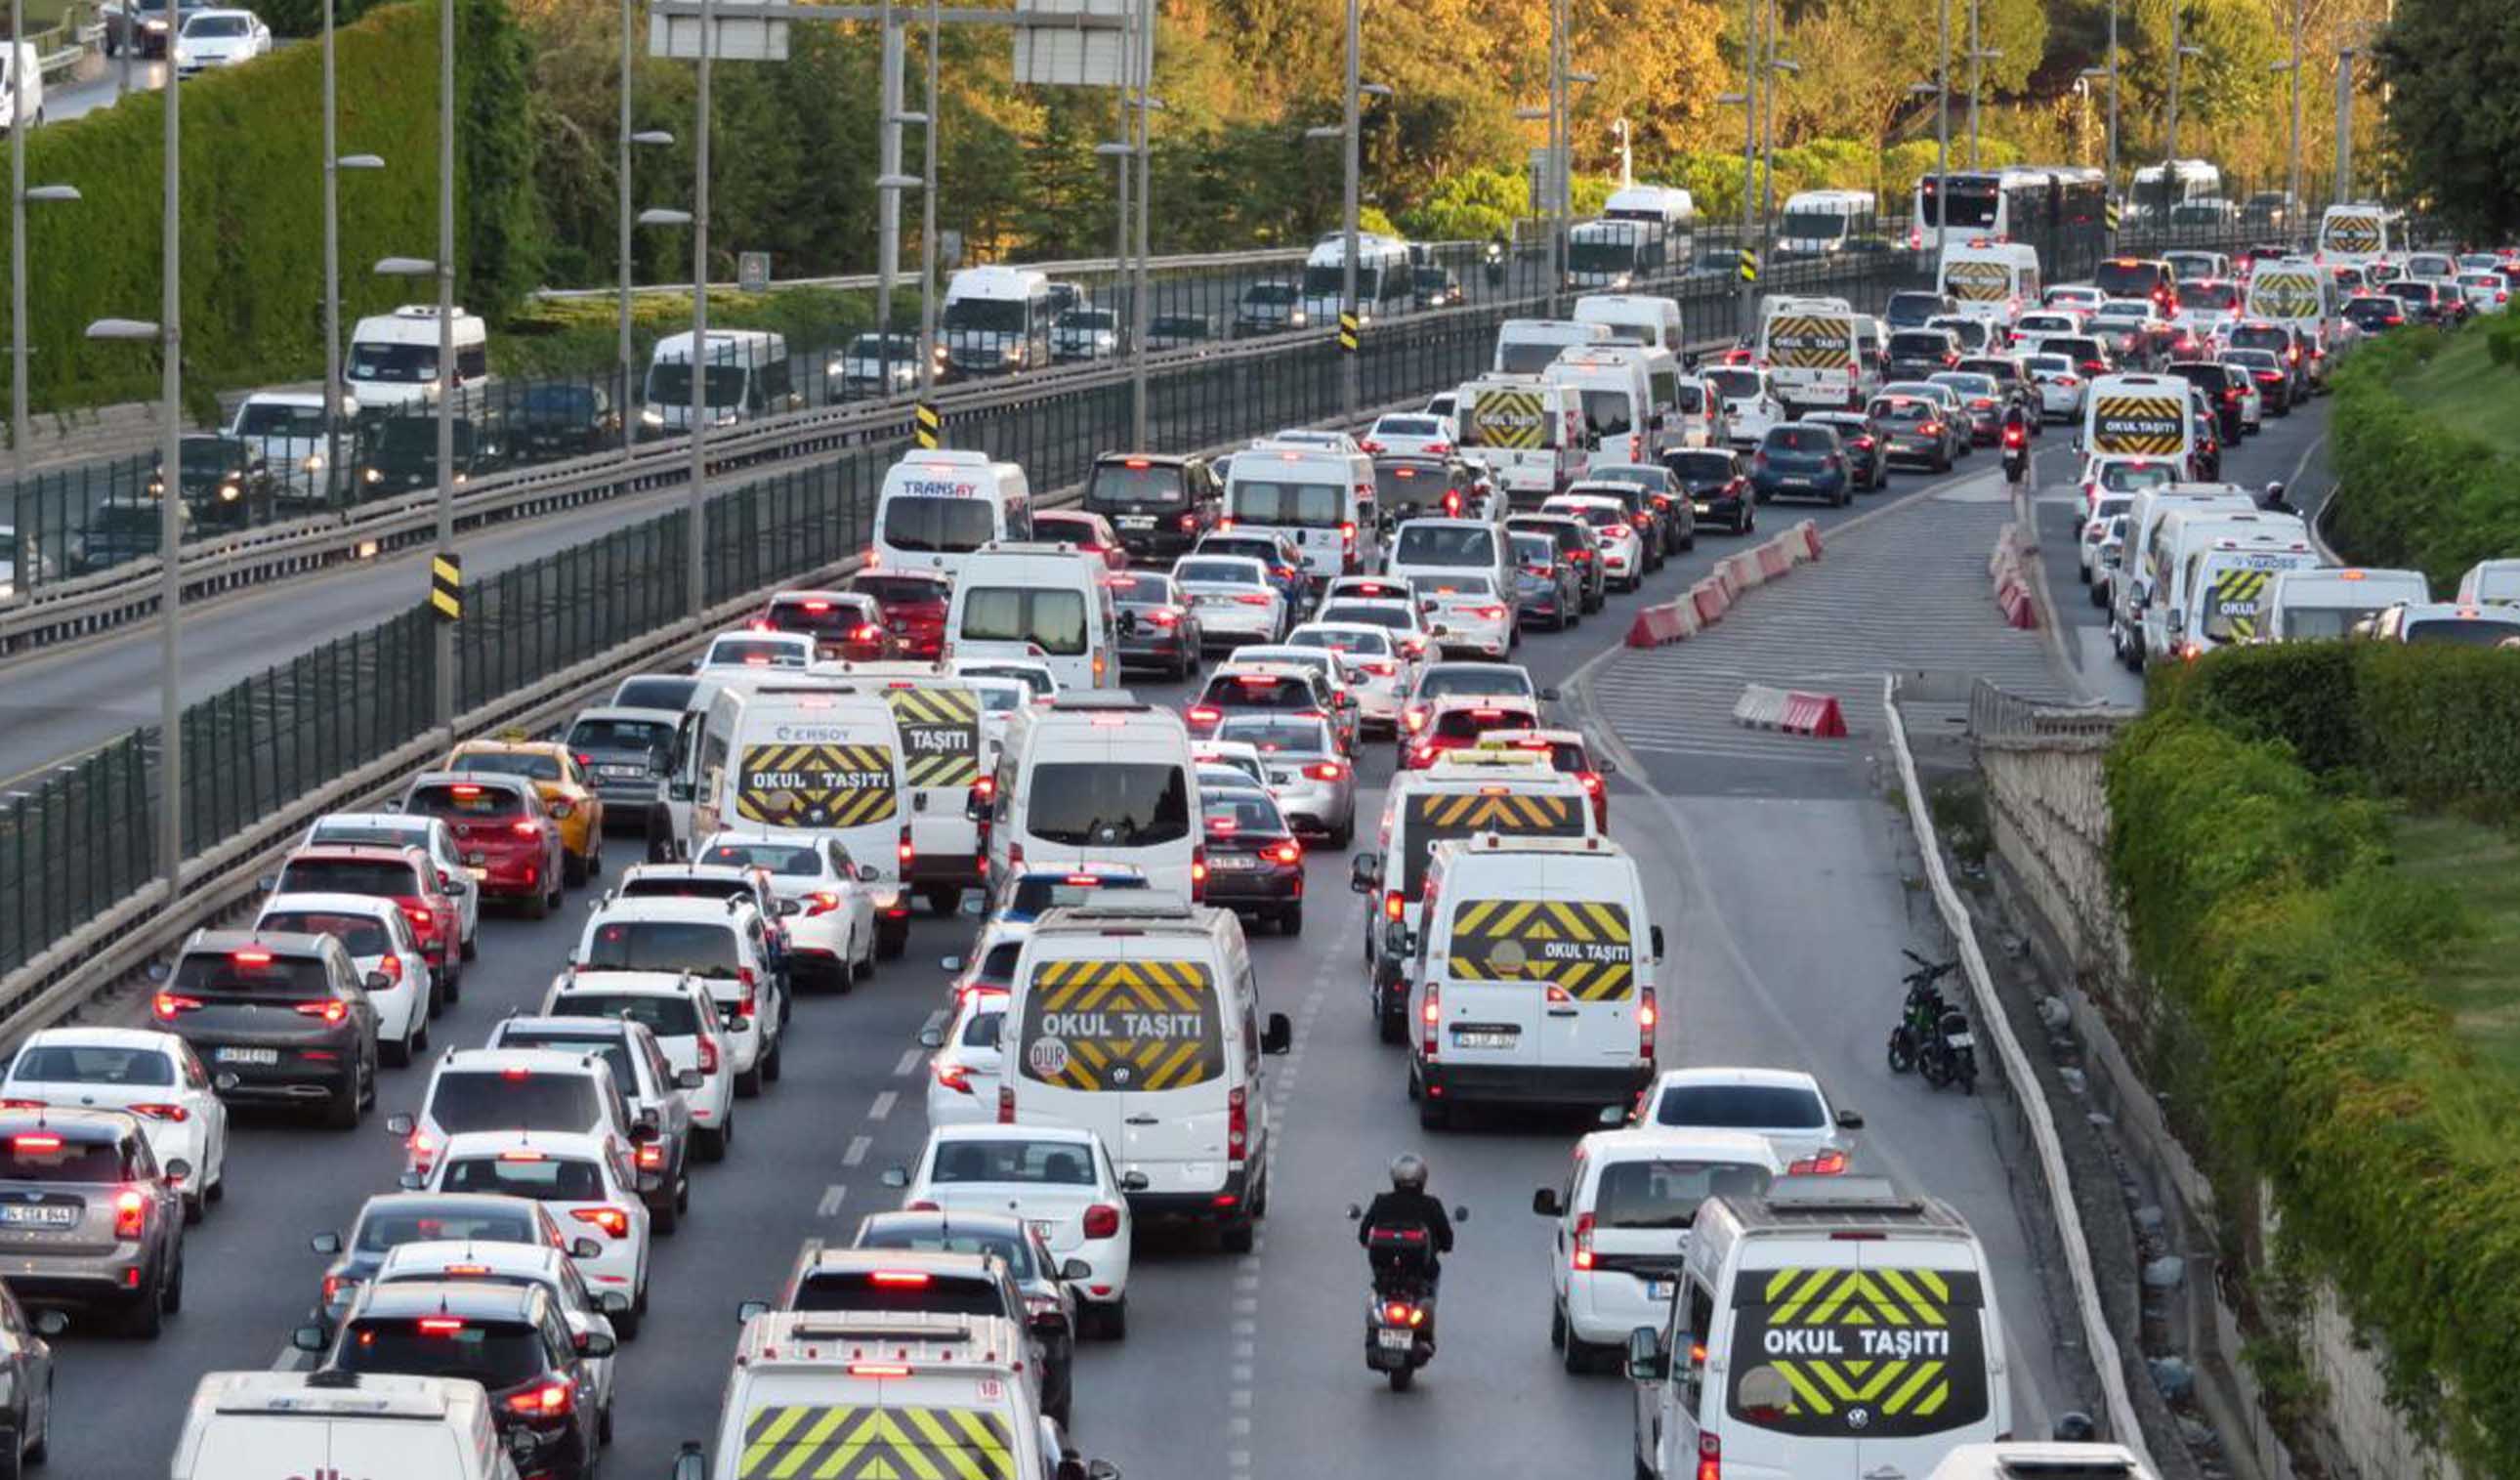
[1127,1165,1254,1222]
[0,1250,152,1304]
[1203,867,1302,905]
[907,853,984,890]
[1420,1059,1650,1110]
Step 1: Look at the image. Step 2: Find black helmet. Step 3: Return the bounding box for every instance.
[1389,1153,1429,1192]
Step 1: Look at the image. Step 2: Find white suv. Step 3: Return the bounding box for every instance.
[572,895,785,1097]
[387,1046,639,1182]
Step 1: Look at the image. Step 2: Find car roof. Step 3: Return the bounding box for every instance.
[1652,1065,1826,1093]
[438,1129,610,1162]
[552,971,704,998]
[437,1047,610,1078]
[588,896,751,923]
[857,1208,1033,1241]
[16,1026,182,1054]
[1576,1125,1790,1165]
[262,892,405,919]
[353,1279,541,1322]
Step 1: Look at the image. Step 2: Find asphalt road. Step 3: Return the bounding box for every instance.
[38,440,2091,1480]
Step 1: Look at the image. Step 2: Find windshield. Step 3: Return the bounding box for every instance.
[9,1043,176,1086]
[1498,342,1571,374]
[448,750,562,782]
[2279,606,2383,640]
[425,1071,604,1135]
[1290,625,1390,655]
[582,919,738,978]
[702,637,805,668]
[1005,874,1149,917]
[1781,211,1853,239]
[646,362,749,409]
[568,718,670,756]
[1664,451,1736,481]
[881,496,998,554]
[1176,558,1265,587]
[1763,426,1836,453]
[349,342,438,384]
[336,1319,547,1387]
[1568,238,1640,272]
[1596,1158,1776,1230]
[2176,281,2240,311]
[352,1205,537,1253]
[1204,790,1288,832]
[1316,603,1408,630]
[1024,762,1190,847]
[1578,390,1635,438]
[1394,526,1495,566]
[1085,461,1189,511]
[1652,1082,1826,1129]
[406,782,527,821]
[958,587,1088,655]
[2094,261,2165,298]
[234,402,323,438]
[1704,368,1759,400]
[1927,180,1998,229]
[260,909,393,958]
[942,298,1029,333]
[1230,480,1345,529]
[2406,616,2520,646]
[697,840,821,875]
[1884,292,1946,326]
[794,1270,1007,1317]
[1243,283,1296,306]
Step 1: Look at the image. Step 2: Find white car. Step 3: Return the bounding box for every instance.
[919,987,1009,1128]
[1189,739,1269,791]
[1702,365,1782,446]
[228,391,334,503]
[888,1123,1138,1337]
[370,1239,626,1428]
[943,916,1031,1002]
[1624,1066,1865,1172]
[948,656,1061,701]
[545,971,737,1163]
[2232,368,2263,432]
[574,895,785,1097]
[834,331,926,397]
[1215,709,1356,846]
[696,630,814,671]
[1286,620,1412,734]
[0,1028,230,1219]
[2043,283,2106,314]
[2456,272,2510,314]
[173,8,271,73]
[304,813,481,965]
[1408,571,1517,658]
[1171,553,1286,648]
[2021,353,2089,423]
[254,892,433,1066]
[412,1130,653,1337]
[1542,494,1644,593]
[2008,311,2084,347]
[2079,494,2136,583]
[1361,412,1456,459]
[695,830,881,993]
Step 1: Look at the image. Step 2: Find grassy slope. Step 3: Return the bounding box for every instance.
[2389,811,2520,1084]
[2395,325,2520,460]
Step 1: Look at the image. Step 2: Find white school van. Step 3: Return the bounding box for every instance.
[642,328,798,436]
[703,681,913,953]
[1404,833,1662,1128]
[1626,1176,2014,1480]
[172,1372,520,1480]
[945,542,1119,691]
[2261,567,2428,642]
[1225,437,1379,577]
[989,695,1202,903]
[1546,352,1658,471]
[1455,374,1588,507]
[346,304,488,411]
[1757,299,1872,412]
[808,660,997,913]
[2153,519,2318,662]
[1575,294,1686,355]
[1936,239,2041,327]
[871,447,1033,583]
[940,265,1054,377]
[1003,902,1292,1246]
[1495,318,1612,375]
[1776,190,1877,256]
[2315,202,2407,270]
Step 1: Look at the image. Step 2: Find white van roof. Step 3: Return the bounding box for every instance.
[192,1371,475,1421]
[945,266,1048,298]
[651,328,786,361]
[351,304,483,345]
[735,1309,1030,1371]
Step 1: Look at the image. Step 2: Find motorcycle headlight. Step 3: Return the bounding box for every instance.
[1287,311,1307,326]
[1000,343,1023,361]
[640,407,665,427]
[363,468,384,485]
[303,453,325,473]
[219,482,240,501]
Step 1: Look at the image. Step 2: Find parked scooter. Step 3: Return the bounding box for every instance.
[1886,950,1957,1074]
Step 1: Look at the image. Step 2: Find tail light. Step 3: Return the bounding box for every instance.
[1788,1149,1849,1175]
[406,1126,437,1170]
[1578,771,1602,795]
[1639,988,1659,1061]
[997,1084,1015,1122]
[1150,608,1179,629]
[1227,1085,1248,1163]
[1381,1301,1425,1326]
[0,1100,40,1111]
[1306,761,1346,782]
[512,820,542,838]
[1177,512,1197,532]
[899,826,915,868]
[635,1141,666,1170]
[1402,705,1428,733]
[1920,421,1945,437]
[1188,706,1221,725]
[321,1273,354,1307]
[131,1102,190,1123]
[1190,846,1208,902]
[570,1206,632,1240]
[1383,889,1405,923]
[735,967,758,1020]
[406,908,434,930]
[1363,658,1396,677]
[1697,1433,1722,1480]
[1234,593,1272,607]
[934,1060,974,1094]
[1272,841,1301,865]
[1572,1209,1596,1271]
[695,1036,719,1076]
[113,1188,147,1238]
[377,953,404,984]
[506,1377,575,1418]
[152,993,203,1020]
[1081,1204,1122,1240]
[806,890,842,915]
[1339,521,1358,550]
[1421,983,1441,1059]
[295,999,350,1024]
[1217,517,1234,531]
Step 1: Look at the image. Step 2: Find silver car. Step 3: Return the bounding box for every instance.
[0,1108,189,1337]
[1172,554,1286,648]
[1213,711,1357,848]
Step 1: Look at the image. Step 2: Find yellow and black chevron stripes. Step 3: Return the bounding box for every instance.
[886,688,982,788]
[1021,958,1220,1092]
[735,742,899,828]
[1407,791,1579,833]
[429,553,462,622]
[2206,567,2272,640]
[1467,389,1548,450]
[2088,396,2187,456]
[2324,214,2380,253]
[1762,1264,1953,1328]
[1765,1356,1953,1420]
[2250,272,2322,320]
[1762,316,1855,369]
[1445,898,1635,999]
[738,1404,1017,1480]
[1942,259,2011,301]
[1743,1265,1964,1422]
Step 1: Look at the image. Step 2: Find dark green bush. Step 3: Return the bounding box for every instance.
[1,0,541,412]
[2146,641,2363,775]
[2326,325,2520,591]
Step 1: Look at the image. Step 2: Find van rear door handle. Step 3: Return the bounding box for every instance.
[1124,1115,1160,1125]
[1546,1006,1580,1018]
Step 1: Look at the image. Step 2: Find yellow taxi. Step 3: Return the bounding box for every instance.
[441,735,607,885]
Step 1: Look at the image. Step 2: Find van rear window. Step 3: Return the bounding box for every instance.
[1229,480,1345,529]
[882,496,998,553]
[1726,1267,1989,1438]
[1593,1159,1772,1230]
[795,1270,1010,1318]
[1024,762,1189,848]
[1085,461,1190,512]
[1017,957,1223,1092]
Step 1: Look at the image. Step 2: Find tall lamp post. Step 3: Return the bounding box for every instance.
[2079,61,2117,213]
[321,152,381,507]
[2271,0,2304,230]
[1305,71,1388,422]
[9,178,78,588]
[617,129,674,456]
[1968,47,2000,166]
[2163,10,2204,230]
[1719,87,1750,334]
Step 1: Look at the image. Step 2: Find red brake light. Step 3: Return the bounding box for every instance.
[1082,1204,1122,1240]
[1306,761,1346,782]
[1697,1433,1722,1480]
[933,1060,974,1093]
[1572,1209,1596,1271]
[695,1035,720,1077]
[849,1363,914,1377]
[417,1316,467,1335]
[11,1134,61,1153]
[1788,1149,1850,1176]
[231,948,274,967]
[869,1270,934,1287]
[293,999,351,1024]
[1273,841,1302,865]
[1421,982,1441,1060]
[512,820,542,837]
[152,993,203,1020]
[570,1205,632,1240]
[1188,705,1221,725]
[506,1377,575,1417]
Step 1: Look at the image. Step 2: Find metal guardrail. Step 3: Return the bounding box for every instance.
[529,242,1321,303]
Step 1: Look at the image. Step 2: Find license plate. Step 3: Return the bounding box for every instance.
[465,851,487,865]
[1197,594,1237,606]
[1117,516,1156,529]
[465,867,488,880]
[1209,854,1260,871]
[1376,1328,1413,1350]
[1451,1030,1517,1050]
[1693,502,1712,515]
[216,1046,279,1066]
[1781,476,1811,486]
[1944,1032,1975,1050]
[600,764,643,779]
[1646,1280,1674,1300]
[0,1205,76,1228]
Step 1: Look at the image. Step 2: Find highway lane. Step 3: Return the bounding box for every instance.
[38,438,2093,1479]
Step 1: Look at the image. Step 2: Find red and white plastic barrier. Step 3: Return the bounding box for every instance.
[1623,596,1701,648]
[1733,683,1849,738]
[1989,523,2039,630]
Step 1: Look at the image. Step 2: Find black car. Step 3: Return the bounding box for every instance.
[1110,570,1203,680]
[150,929,380,1128]
[102,0,203,58]
[509,382,620,460]
[1882,290,1957,331]
[853,1211,1087,1420]
[307,1192,597,1335]
[1660,446,1756,533]
[1199,785,1306,934]
[2341,294,2408,335]
[1508,529,1581,631]
[354,415,505,497]
[1801,411,1887,491]
[2164,360,2245,443]
[564,707,678,834]
[300,1280,612,1480]
[1884,328,1960,381]
[67,497,190,575]
[1504,513,1608,609]
[2189,410,2223,482]
[1926,372,2008,446]
[1411,265,1464,310]
[151,434,277,534]
[753,1241,1075,1428]
[1080,452,1223,565]
[2386,280,2454,326]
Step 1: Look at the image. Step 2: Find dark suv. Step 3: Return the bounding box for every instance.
[151,929,380,1128]
[0,1108,188,1336]
[1081,452,1224,565]
[300,1279,610,1480]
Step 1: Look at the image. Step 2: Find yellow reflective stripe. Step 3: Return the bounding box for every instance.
[1870,1267,1941,1326]
[1768,1266,1837,1325]
[740,1407,819,1477]
[1882,1360,1946,1415]
[1770,1360,1836,1414]
[895,1409,986,1480]
[767,1407,857,1480]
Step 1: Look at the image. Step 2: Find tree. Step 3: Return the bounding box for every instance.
[2375,0,2520,238]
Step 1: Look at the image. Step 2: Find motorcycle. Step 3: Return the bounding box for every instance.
[1919,1004,1979,1095]
[1886,950,1957,1074]
[1482,238,1507,289]
[2000,419,2030,487]
[1346,1202,1469,1391]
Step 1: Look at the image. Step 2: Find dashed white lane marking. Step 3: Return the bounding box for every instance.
[843,1134,872,1166]
[867,1089,898,1121]
[817,1184,848,1217]
[893,1048,922,1078]
[920,1007,947,1034]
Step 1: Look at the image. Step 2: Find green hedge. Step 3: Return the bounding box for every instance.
[1,0,540,413]
[2326,324,2520,591]
[2113,645,2520,1470]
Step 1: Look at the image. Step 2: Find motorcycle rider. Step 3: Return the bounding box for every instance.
[2258,480,2296,515]
[1999,402,2032,486]
[1357,1153,1453,1350]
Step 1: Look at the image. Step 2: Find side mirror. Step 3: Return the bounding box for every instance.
[1532,1187,1563,1217]
[1384,920,1413,959]
[1650,925,1666,963]
[1120,1170,1151,1192]
[1598,755,1617,776]
[2165,610,2186,634]
[1625,1327,1667,1382]
[1428,623,1449,637]
[145,959,172,984]
[1345,1203,1364,1220]
[363,970,393,993]
[385,1113,415,1137]
[165,1158,193,1186]
[291,1325,330,1354]
[676,1069,705,1090]
[601,1291,633,1316]
[940,955,965,974]
[575,1329,618,1359]
[735,1298,771,1323]
[1349,853,1381,894]
[1537,686,1562,702]
[397,1171,424,1191]
[673,1441,709,1480]
[777,898,802,917]
[1061,1257,1092,1282]
[1597,1104,1627,1127]
[28,1309,66,1337]
[1261,1012,1292,1056]
[1451,1204,1469,1223]
[310,1230,344,1255]
[1088,1462,1121,1480]
[1836,1108,1866,1129]
[918,1026,946,1049]
[571,1236,605,1259]
[880,1165,910,1189]
[859,864,880,882]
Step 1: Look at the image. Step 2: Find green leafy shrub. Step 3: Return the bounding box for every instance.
[2326,323,2520,590]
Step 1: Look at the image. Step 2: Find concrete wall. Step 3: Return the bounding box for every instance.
[1975,714,2465,1480]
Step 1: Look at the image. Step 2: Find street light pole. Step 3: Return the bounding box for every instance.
[2334,47,2355,203]
[1935,0,1950,244]
[434,0,455,735]
[1339,0,1358,419]
[153,18,186,895]
[2286,0,2304,225]
[688,0,712,621]
[618,0,635,456]
[917,0,938,400]
[1737,0,1758,335]
[324,0,343,499]
[2164,8,2186,228]
[1966,0,1979,168]
[1128,2,1151,448]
